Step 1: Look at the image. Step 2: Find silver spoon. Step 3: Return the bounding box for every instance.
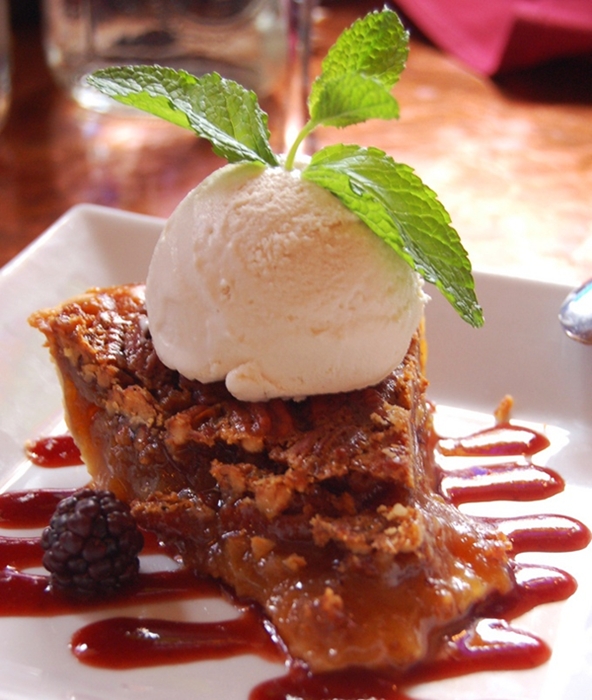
[559,277,592,344]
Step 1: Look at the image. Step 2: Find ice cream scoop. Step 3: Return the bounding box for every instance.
[145,162,426,401]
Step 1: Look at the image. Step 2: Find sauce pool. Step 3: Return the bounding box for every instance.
[3,421,590,700]
[24,435,81,467]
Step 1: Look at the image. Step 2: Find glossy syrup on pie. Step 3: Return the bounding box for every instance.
[1,418,589,700]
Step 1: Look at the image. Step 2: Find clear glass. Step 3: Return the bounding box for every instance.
[42,0,290,113]
[0,0,10,130]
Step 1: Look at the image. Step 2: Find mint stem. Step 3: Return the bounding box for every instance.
[284,121,316,170]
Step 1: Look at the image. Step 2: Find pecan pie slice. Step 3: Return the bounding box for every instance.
[30,285,513,672]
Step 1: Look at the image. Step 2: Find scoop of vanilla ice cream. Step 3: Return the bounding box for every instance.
[145,162,426,402]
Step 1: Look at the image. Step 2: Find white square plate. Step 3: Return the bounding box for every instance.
[0,204,590,700]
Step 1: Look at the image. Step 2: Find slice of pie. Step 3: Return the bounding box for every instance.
[30,284,513,672]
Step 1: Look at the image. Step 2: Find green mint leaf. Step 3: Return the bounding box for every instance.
[308,74,400,129]
[318,8,409,89]
[87,66,278,166]
[303,145,483,327]
[308,8,409,128]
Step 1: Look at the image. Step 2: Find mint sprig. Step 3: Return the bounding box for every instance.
[286,8,408,167]
[87,8,483,327]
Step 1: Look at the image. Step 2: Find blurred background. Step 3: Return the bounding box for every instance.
[1,0,591,288]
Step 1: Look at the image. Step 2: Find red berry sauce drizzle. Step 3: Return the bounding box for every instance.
[2,420,590,700]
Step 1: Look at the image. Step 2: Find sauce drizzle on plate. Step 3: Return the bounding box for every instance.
[2,421,588,700]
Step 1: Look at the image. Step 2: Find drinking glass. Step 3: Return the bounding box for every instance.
[0,0,10,131]
[42,0,291,113]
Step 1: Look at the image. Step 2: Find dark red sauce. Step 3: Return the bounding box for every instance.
[0,488,76,528]
[1,421,589,700]
[71,607,284,669]
[0,564,220,616]
[494,512,590,553]
[25,435,82,467]
[440,462,565,505]
[437,422,550,457]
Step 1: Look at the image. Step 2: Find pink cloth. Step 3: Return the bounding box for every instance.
[393,0,592,74]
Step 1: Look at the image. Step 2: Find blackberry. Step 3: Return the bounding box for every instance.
[40,488,144,597]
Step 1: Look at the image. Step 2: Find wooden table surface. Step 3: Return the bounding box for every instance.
[1,1,591,288]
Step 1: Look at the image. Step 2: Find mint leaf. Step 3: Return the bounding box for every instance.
[303,145,483,327]
[308,9,408,129]
[87,66,278,166]
[308,74,400,129]
[318,8,409,89]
